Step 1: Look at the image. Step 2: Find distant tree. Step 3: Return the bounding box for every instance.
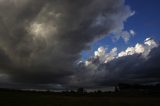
[70,90,75,93]
[118,83,131,90]
[115,86,119,92]
[77,88,84,93]
[97,90,102,93]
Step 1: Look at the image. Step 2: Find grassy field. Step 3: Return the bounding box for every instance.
[0,91,160,106]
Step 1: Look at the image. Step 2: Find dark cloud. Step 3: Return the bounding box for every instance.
[0,0,133,89]
[75,45,160,89]
[105,46,160,85]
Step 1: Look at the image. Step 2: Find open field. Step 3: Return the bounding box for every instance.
[0,91,160,106]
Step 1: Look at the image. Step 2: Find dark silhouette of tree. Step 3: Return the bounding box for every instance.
[77,88,84,93]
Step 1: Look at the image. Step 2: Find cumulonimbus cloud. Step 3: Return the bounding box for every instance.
[0,0,134,89]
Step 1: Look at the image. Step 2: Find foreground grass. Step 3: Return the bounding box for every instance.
[0,91,160,106]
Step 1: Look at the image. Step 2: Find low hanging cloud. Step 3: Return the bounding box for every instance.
[0,0,134,89]
[75,38,160,88]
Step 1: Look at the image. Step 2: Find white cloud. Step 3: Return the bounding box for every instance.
[144,38,158,47]
[85,60,92,66]
[104,47,117,63]
[118,51,127,57]
[130,30,136,36]
[84,37,159,65]
[135,43,145,54]
[118,38,158,58]
[112,30,136,43]
[121,31,131,43]
[130,11,136,16]
[94,47,105,57]
[126,47,135,55]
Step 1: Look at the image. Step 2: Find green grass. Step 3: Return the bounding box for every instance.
[0,91,160,106]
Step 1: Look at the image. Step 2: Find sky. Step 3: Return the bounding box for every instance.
[82,0,160,60]
[0,0,160,90]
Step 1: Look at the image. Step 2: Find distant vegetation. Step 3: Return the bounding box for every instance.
[0,84,160,106]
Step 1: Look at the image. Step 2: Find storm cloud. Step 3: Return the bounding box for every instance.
[0,0,134,89]
[76,38,160,89]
